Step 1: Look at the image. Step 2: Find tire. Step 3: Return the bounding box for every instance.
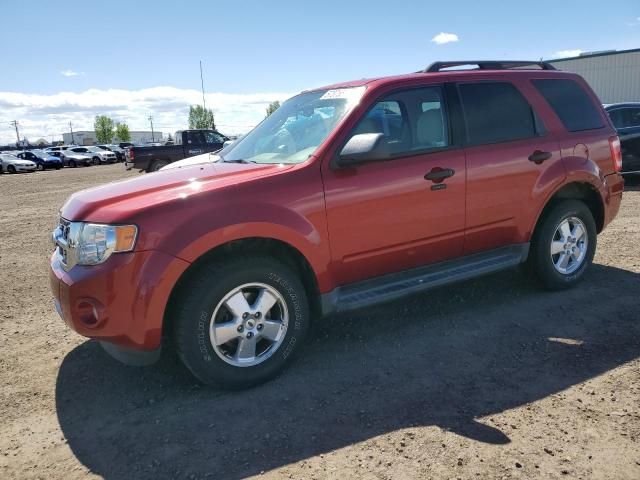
[148,159,170,172]
[173,256,310,389]
[69,160,77,168]
[55,165,61,170]
[7,165,16,174]
[36,164,44,171]
[528,199,597,290]
[93,157,101,165]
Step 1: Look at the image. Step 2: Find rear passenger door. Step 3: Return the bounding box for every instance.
[458,80,564,255]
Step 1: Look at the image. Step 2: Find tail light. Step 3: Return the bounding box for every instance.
[128,148,134,160]
[609,136,622,173]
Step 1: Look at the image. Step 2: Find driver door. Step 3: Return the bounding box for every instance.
[322,85,466,286]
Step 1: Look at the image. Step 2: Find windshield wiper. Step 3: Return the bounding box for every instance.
[224,158,257,164]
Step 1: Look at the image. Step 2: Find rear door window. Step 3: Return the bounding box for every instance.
[532,78,604,132]
[458,82,537,145]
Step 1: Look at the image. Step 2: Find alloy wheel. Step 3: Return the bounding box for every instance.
[209,283,289,367]
[550,216,588,275]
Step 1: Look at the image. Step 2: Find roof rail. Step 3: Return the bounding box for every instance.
[423,60,557,73]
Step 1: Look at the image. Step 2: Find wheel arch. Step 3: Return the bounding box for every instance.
[531,181,605,241]
[163,237,321,339]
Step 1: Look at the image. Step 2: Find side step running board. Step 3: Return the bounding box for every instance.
[321,243,529,315]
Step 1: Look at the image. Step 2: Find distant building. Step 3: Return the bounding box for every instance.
[62,130,164,145]
[548,48,640,104]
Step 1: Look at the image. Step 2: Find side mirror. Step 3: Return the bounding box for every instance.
[335,133,390,167]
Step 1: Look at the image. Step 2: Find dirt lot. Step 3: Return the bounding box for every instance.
[0,164,639,480]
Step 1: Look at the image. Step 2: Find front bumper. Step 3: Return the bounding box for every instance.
[49,248,190,354]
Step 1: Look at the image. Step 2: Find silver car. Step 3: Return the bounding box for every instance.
[67,146,117,165]
[0,153,36,173]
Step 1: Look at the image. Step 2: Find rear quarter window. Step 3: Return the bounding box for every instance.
[532,78,604,132]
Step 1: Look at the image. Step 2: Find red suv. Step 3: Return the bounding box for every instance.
[50,61,624,388]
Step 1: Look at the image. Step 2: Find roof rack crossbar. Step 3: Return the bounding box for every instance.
[424,60,556,73]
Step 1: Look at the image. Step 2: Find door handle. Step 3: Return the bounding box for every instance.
[528,150,552,164]
[424,167,455,182]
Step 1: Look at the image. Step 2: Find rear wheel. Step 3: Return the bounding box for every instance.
[7,165,16,174]
[528,200,597,290]
[148,159,170,172]
[173,256,310,389]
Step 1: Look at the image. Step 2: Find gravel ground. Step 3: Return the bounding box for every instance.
[0,164,639,480]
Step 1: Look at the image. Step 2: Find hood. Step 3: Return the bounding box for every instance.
[60,161,296,222]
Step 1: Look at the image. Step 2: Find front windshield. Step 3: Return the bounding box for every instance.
[31,149,47,156]
[87,147,100,153]
[223,86,365,164]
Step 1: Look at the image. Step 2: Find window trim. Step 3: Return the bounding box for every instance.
[332,83,459,167]
[455,80,547,147]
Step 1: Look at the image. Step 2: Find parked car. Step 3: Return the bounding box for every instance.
[60,149,92,167]
[51,60,624,389]
[0,153,36,173]
[97,144,126,162]
[67,146,116,165]
[604,103,640,173]
[125,129,228,172]
[16,149,63,170]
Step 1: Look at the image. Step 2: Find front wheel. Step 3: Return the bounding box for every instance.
[173,256,310,389]
[528,200,597,290]
[93,157,101,165]
[7,165,16,174]
[36,163,44,171]
[68,160,76,168]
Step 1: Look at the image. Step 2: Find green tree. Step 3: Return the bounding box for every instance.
[94,115,115,143]
[265,100,280,117]
[115,122,131,142]
[188,105,216,129]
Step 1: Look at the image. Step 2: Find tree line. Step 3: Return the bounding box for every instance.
[94,101,281,144]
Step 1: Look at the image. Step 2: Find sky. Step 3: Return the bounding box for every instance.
[0,0,638,144]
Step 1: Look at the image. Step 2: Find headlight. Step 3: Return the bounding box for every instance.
[54,221,137,268]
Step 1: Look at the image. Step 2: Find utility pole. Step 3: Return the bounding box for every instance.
[148,116,155,142]
[69,122,75,145]
[10,120,20,145]
[200,60,206,111]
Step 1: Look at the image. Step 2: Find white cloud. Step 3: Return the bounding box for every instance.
[552,49,583,58]
[60,70,84,77]
[0,86,293,144]
[431,32,459,45]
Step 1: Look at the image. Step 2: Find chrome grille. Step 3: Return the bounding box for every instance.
[53,217,78,271]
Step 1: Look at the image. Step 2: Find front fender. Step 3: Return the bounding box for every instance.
[139,198,333,292]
